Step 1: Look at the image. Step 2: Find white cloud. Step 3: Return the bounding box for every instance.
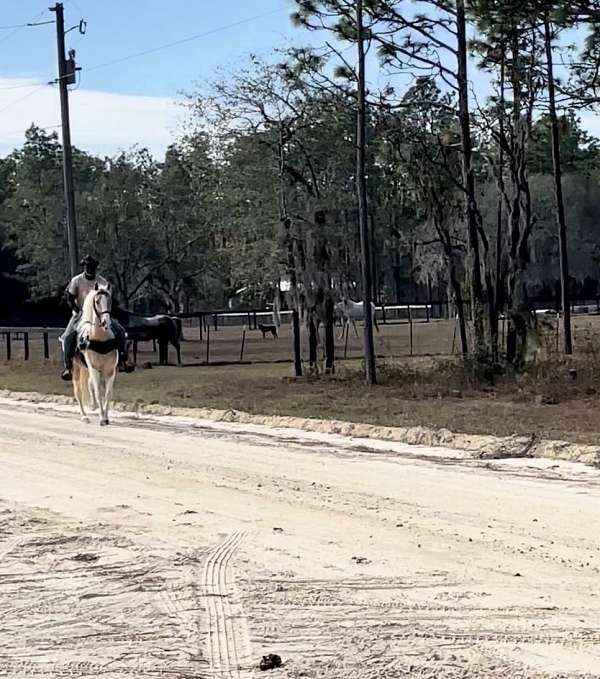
[578,111,600,140]
[0,78,183,159]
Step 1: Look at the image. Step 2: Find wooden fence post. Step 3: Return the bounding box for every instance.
[408,305,413,356]
[23,332,29,361]
[4,333,10,361]
[43,332,50,359]
[206,325,211,364]
[344,323,350,359]
[240,329,246,361]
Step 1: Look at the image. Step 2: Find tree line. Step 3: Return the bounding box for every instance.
[3,0,600,379]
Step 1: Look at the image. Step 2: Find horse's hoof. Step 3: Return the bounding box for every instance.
[100,419,109,426]
[81,416,90,424]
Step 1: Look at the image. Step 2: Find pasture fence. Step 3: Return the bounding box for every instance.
[1,300,599,366]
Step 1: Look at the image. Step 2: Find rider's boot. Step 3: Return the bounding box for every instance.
[118,352,135,374]
[61,368,72,381]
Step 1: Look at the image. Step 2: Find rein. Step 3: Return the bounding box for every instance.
[91,290,112,327]
[82,290,112,328]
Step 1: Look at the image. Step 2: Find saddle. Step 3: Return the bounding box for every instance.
[77,334,119,355]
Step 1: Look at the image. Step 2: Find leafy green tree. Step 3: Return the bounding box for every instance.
[529,113,600,175]
[1,126,70,298]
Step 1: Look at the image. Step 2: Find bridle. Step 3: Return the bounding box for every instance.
[87,288,112,328]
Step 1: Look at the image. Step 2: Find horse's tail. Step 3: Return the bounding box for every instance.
[73,359,92,407]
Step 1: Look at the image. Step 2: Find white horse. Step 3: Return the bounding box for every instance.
[72,285,119,426]
[334,299,379,339]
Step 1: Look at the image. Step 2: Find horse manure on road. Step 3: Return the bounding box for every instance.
[259,654,282,671]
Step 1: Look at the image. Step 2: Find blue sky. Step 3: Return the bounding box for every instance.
[1,1,599,158]
[0,0,309,156]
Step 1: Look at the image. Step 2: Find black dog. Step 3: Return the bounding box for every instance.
[258,323,278,339]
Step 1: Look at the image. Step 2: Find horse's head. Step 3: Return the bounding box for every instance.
[92,283,112,331]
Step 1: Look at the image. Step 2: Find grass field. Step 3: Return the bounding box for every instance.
[2,342,600,446]
[3,312,600,446]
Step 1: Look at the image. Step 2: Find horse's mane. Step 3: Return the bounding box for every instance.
[80,288,98,327]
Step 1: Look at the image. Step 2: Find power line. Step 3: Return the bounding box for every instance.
[2,5,290,91]
[0,5,290,117]
[0,10,48,47]
[3,123,61,137]
[0,23,38,30]
[0,81,49,91]
[0,21,52,30]
[84,6,289,74]
[0,84,51,116]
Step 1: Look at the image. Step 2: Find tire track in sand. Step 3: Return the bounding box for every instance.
[0,537,21,561]
[202,531,253,678]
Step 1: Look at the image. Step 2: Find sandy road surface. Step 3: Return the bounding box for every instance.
[1,400,600,678]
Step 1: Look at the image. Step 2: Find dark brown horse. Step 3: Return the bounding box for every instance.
[113,306,182,365]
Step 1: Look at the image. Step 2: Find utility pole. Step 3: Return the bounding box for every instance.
[50,2,79,277]
[356,0,377,385]
[544,14,572,355]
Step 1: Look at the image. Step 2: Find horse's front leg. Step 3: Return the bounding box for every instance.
[101,362,117,426]
[87,367,104,426]
[73,369,89,423]
[98,372,110,426]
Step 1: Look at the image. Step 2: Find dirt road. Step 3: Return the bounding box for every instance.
[1,399,600,678]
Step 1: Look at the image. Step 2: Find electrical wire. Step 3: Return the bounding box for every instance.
[3,123,61,137]
[0,84,51,116]
[0,4,290,118]
[0,10,48,47]
[84,6,289,74]
[2,5,290,93]
[0,81,49,91]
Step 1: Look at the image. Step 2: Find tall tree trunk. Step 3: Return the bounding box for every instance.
[505,29,535,367]
[325,297,335,374]
[370,212,378,304]
[450,266,469,359]
[544,14,572,355]
[279,129,302,376]
[492,42,506,362]
[356,0,377,384]
[308,314,318,371]
[456,0,488,363]
[439,226,468,358]
[292,308,302,376]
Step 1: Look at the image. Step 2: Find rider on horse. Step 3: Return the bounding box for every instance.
[60,254,134,381]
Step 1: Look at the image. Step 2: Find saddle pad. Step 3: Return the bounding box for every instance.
[85,338,119,354]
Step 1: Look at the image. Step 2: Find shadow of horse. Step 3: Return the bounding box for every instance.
[113,306,182,366]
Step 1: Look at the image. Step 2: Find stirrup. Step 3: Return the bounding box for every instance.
[118,356,135,374]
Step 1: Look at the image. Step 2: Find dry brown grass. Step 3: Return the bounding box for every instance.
[2,341,600,446]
